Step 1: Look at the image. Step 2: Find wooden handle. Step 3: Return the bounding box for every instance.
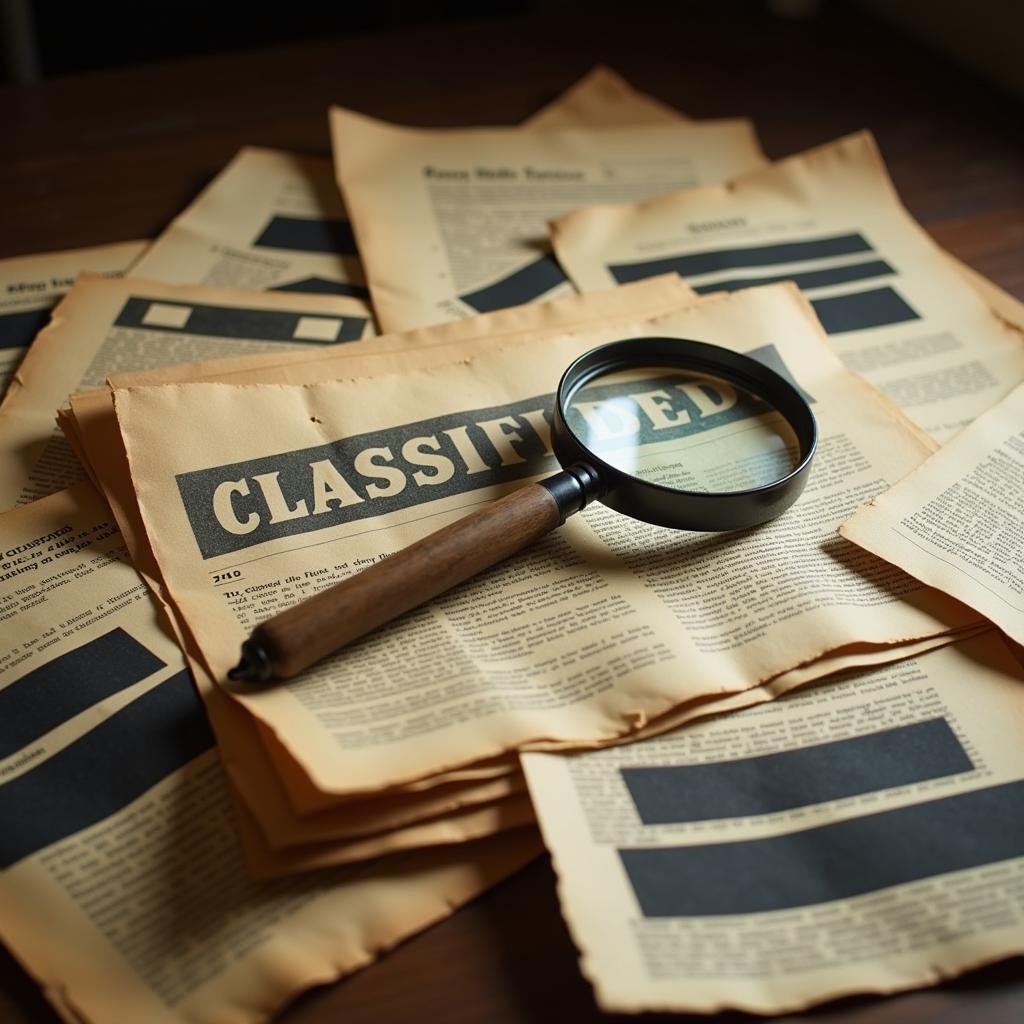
[253,483,562,678]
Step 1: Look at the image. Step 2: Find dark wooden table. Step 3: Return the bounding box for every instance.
[2,5,1023,1022]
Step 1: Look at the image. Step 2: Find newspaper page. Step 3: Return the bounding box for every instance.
[0,275,373,510]
[0,241,147,400]
[61,279,698,819]
[123,67,673,304]
[522,631,1024,1013]
[64,276,695,595]
[842,382,1024,646]
[113,284,979,799]
[534,72,1024,334]
[330,107,765,331]
[551,132,1024,442]
[523,65,686,128]
[530,65,1024,336]
[51,396,527,857]
[130,147,369,299]
[0,485,540,1024]
[0,458,526,875]
[55,280,692,829]
[104,276,696,390]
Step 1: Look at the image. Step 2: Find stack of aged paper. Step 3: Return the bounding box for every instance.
[2,64,1023,1024]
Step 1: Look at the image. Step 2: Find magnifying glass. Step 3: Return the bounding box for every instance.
[229,336,817,683]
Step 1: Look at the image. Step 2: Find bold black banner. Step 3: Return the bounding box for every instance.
[0,307,51,351]
[113,296,367,343]
[174,343,808,559]
[252,214,358,256]
[0,670,214,868]
[269,276,371,300]
[810,286,919,334]
[460,253,569,313]
[622,718,972,825]
[608,232,875,283]
[619,779,1024,917]
[691,258,895,296]
[0,627,166,760]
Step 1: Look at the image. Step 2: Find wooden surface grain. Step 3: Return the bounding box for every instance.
[2,4,1023,1022]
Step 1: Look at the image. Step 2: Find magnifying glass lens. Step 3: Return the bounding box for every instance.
[564,365,802,494]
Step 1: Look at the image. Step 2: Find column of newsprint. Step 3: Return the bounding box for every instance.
[0,482,540,1024]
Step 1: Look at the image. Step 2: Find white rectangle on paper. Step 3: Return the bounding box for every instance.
[141,303,192,329]
[293,316,343,342]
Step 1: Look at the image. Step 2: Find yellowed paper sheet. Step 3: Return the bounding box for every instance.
[241,795,538,880]
[0,482,541,1024]
[0,275,373,510]
[114,284,978,798]
[62,280,697,818]
[61,280,697,632]
[524,625,984,753]
[534,70,1024,333]
[123,67,670,305]
[63,279,696,585]
[54,392,524,846]
[130,147,368,298]
[523,65,686,128]
[841,382,1024,645]
[330,106,765,330]
[109,276,695,389]
[522,631,1024,1013]
[204,665,529,871]
[551,131,1024,442]
[0,241,147,400]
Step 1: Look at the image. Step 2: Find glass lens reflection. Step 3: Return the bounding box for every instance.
[564,365,801,493]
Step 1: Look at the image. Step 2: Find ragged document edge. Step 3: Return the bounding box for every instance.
[520,631,1024,1014]
[58,279,699,831]
[531,68,1024,337]
[330,106,765,331]
[186,635,532,869]
[549,130,1024,443]
[841,381,1024,646]
[106,275,696,388]
[125,64,680,304]
[0,467,527,873]
[62,277,698,681]
[207,670,534,874]
[238,794,538,880]
[0,273,374,512]
[33,419,527,862]
[0,240,148,402]
[523,65,687,128]
[0,482,542,1024]
[129,146,369,298]
[18,273,547,856]
[111,283,981,799]
[523,624,990,753]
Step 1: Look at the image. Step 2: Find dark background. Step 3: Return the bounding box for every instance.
[2,0,1023,102]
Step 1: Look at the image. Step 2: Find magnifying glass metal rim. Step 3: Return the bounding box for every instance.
[550,335,818,533]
